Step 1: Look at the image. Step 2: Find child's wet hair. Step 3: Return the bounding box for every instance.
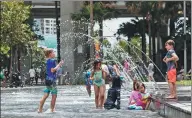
[165,39,175,47]
[93,59,101,70]
[44,49,53,58]
[141,83,146,89]
[133,80,140,91]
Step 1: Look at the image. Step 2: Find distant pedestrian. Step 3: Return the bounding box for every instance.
[56,67,62,85]
[147,61,154,81]
[124,59,129,73]
[0,67,5,81]
[40,67,45,84]
[35,68,41,85]
[29,67,35,85]
[64,72,70,85]
[84,69,92,97]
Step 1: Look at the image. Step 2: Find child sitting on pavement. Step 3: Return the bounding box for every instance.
[128,81,151,110]
[139,83,152,110]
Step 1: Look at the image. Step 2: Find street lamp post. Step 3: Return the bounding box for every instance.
[55,1,60,63]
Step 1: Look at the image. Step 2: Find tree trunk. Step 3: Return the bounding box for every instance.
[99,20,103,43]
[141,17,146,64]
[9,46,13,81]
[17,46,21,73]
[30,46,32,68]
[99,20,103,58]
[156,27,161,69]
[148,20,152,59]
[127,37,131,54]
[152,16,156,64]
[14,46,17,72]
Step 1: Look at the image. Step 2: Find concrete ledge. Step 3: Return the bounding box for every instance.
[165,102,191,118]
[150,96,191,118]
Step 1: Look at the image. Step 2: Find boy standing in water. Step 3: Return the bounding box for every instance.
[38,49,64,113]
[163,40,179,99]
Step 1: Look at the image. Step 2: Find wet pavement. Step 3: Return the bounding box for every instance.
[1,85,163,118]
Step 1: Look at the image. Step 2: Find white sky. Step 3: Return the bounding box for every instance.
[94,18,149,46]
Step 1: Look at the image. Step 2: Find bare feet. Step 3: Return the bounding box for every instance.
[38,109,42,113]
[166,95,176,99]
[51,108,55,112]
[98,105,104,109]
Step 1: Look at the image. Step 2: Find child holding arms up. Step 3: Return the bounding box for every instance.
[38,49,64,113]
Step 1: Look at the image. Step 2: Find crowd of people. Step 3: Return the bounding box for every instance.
[0,66,45,88]
[29,67,45,85]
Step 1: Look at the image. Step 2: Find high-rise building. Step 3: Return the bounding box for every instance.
[34,18,57,35]
[41,18,57,35]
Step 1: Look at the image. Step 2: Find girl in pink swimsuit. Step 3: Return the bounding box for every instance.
[128,81,146,110]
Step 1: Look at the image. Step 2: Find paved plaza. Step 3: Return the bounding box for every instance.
[1,85,163,118]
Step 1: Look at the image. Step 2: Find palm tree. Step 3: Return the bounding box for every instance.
[125,2,158,64]
[116,18,148,64]
[115,19,137,55]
